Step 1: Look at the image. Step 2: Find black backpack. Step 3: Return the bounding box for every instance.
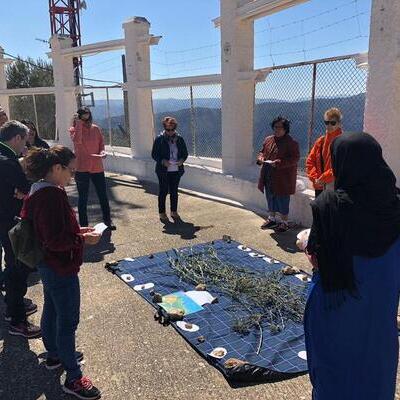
[8,218,43,269]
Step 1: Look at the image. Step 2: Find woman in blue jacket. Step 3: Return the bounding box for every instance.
[151,117,188,221]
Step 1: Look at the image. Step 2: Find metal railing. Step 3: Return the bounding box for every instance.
[83,85,130,148]
[253,54,368,171]
[152,83,222,159]
[9,93,56,141]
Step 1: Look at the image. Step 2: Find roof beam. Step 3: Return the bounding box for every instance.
[214,0,309,27]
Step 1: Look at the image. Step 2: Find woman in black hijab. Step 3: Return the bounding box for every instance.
[304,132,400,400]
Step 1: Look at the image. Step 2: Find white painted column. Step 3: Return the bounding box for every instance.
[50,35,78,146]
[364,0,400,180]
[220,0,255,175]
[0,47,11,117]
[123,17,157,158]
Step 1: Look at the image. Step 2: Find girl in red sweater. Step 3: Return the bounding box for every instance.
[21,145,101,400]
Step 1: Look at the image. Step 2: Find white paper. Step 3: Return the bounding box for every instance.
[93,222,108,235]
[185,290,216,306]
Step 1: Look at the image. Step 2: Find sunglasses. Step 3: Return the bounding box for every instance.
[324,120,338,126]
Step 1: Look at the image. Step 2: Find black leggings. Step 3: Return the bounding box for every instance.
[75,171,111,227]
[157,172,181,214]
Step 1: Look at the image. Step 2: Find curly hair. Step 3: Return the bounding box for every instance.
[324,107,342,122]
[24,145,75,181]
[271,116,290,134]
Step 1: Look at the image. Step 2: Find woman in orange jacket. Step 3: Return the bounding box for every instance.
[306,108,343,198]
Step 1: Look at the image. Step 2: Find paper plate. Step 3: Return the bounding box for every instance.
[263,257,273,263]
[176,321,200,332]
[124,258,135,262]
[237,245,252,252]
[121,274,135,283]
[298,351,307,360]
[295,274,311,283]
[209,347,227,359]
[134,283,155,291]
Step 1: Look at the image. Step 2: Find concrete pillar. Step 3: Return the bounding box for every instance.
[364,0,400,180]
[123,17,156,158]
[50,35,78,146]
[0,47,11,117]
[220,0,255,175]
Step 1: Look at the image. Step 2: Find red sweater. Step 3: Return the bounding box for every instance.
[21,186,84,276]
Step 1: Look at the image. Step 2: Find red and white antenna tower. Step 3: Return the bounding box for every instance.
[49,0,86,85]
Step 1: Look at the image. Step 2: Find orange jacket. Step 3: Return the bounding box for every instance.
[306,128,342,190]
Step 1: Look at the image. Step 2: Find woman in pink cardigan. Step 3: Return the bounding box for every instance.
[69,107,115,230]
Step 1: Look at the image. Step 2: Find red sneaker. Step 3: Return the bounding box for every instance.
[62,376,101,400]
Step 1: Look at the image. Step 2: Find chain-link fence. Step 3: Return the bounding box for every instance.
[152,84,222,158]
[9,94,56,141]
[85,86,130,148]
[254,55,368,172]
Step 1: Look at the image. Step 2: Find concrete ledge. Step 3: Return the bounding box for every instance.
[104,153,313,226]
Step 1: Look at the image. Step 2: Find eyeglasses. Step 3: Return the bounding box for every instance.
[62,165,76,175]
[324,120,338,126]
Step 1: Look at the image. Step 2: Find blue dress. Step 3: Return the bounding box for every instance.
[304,238,400,400]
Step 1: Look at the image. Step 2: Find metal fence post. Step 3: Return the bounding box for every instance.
[307,63,317,152]
[189,85,196,156]
[106,87,112,147]
[32,94,40,137]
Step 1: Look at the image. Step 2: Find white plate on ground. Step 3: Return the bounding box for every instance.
[238,245,252,252]
[124,257,135,262]
[295,274,311,283]
[176,321,200,332]
[134,283,155,291]
[209,347,227,359]
[121,274,134,283]
[263,257,273,263]
[298,351,307,360]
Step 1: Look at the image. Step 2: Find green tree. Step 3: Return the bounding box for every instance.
[6,57,56,140]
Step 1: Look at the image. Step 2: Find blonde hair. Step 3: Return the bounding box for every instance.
[324,108,342,122]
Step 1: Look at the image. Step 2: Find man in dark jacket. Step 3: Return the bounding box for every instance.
[0,120,41,338]
[151,117,188,221]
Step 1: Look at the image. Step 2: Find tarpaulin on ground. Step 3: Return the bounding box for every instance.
[106,239,309,386]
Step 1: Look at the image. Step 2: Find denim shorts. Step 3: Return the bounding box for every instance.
[265,186,290,216]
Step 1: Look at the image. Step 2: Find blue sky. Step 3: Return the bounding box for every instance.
[0,0,371,85]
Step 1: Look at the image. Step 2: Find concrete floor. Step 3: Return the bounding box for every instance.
[0,173,398,400]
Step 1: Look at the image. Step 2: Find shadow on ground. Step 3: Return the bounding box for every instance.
[0,320,64,400]
[161,217,214,240]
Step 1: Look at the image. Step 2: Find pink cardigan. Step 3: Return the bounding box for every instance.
[69,121,105,173]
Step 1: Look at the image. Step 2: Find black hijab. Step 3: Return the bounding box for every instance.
[307,132,400,295]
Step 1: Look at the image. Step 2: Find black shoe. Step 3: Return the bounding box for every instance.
[260,219,278,230]
[46,351,84,370]
[9,321,41,339]
[63,376,101,399]
[105,222,116,231]
[5,301,38,322]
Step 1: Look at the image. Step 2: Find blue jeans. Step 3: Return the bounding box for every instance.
[38,265,82,383]
[265,186,290,216]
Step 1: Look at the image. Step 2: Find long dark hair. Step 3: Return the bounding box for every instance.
[20,119,39,143]
[24,145,76,181]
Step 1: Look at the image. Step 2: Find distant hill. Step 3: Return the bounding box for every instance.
[92,93,366,161]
